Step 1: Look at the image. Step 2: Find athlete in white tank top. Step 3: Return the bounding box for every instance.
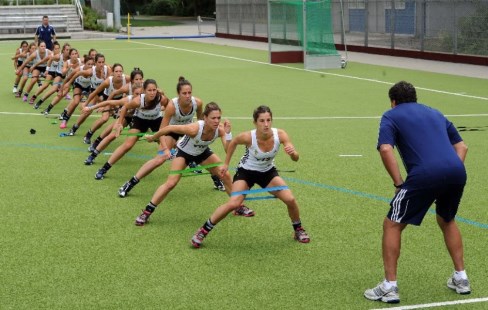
[177,120,220,156]
[238,128,280,172]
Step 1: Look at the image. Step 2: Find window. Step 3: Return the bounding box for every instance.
[349,0,365,9]
[385,0,406,10]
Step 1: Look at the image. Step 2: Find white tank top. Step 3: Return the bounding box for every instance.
[35,49,50,67]
[133,94,162,120]
[66,58,81,77]
[50,54,60,72]
[56,55,67,74]
[26,52,36,67]
[238,128,280,172]
[103,75,126,99]
[74,65,92,89]
[91,65,108,89]
[169,96,197,125]
[177,120,219,156]
[18,48,26,62]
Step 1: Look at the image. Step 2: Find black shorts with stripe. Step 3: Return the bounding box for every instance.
[388,183,465,225]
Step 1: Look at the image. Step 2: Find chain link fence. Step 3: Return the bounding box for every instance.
[216,0,488,57]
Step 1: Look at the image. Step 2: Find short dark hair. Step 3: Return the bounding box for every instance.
[43,15,48,19]
[388,81,417,104]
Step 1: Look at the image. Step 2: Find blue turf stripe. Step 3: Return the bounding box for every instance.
[231,186,289,197]
[244,196,277,201]
[282,177,488,230]
[2,142,486,229]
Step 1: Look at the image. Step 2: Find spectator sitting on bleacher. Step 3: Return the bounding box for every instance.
[35,15,56,51]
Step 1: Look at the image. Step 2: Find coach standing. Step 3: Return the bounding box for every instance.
[35,15,56,50]
[364,81,471,304]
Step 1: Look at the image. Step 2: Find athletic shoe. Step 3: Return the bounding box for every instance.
[42,109,49,116]
[447,276,471,295]
[33,102,41,109]
[29,97,35,105]
[118,181,134,198]
[13,87,17,93]
[88,144,95,153]
[188,161,202,174]
[233,205,255,217]
[364,282,400,303]
[211,175,226,191]
[294,227,310,243]
[67,129,75,136]
[135,210,151,226]
[191,227,209,248]
[22,95,28,102]
[59,120,67,129]
[65,94,71,100]
[95,167,107,180]
[58,114,65,120]
[84,155,95,166]
[83,136,91,144]
[15,92,21,98]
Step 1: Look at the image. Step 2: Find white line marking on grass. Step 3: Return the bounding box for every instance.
[130,41,488,101]
[339,154,363,157]
[370,297,488,310]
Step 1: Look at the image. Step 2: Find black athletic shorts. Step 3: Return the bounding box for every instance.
[130,116,162,133]
[233,167,279,189]
[175,147,213,166]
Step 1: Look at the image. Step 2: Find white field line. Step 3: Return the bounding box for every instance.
[2,111,488,120]
[130,41,488,101]
[370,296,488,310]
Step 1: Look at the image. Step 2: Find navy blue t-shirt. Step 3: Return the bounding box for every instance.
[377,102,466,188]
[35,24,56,50]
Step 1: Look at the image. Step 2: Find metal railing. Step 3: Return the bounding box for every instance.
[2,0,73,4]
[0,15,69,34]
[74,0,83,30]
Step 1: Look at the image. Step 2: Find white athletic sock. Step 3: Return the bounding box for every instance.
[454,270,468,280]
[383,279,397,289]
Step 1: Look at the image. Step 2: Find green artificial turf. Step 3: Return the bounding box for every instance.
[0,38,487,309]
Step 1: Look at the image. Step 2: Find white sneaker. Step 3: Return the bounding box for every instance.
[13,87,17,93]
[364,282,400,303]
[447,276,471,295]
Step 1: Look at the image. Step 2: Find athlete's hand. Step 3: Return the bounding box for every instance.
[145,135,156,143]
[284,145,296,155]
[223,119,231,133]
[114,123,123,138]
[219,164,229,178]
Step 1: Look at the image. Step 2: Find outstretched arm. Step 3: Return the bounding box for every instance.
[147,122,199,142]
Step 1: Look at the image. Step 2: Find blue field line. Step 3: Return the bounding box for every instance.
[283,176,488,230]
[3,141,486,229]
[1,142,154,160]
[231,186,289,197]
